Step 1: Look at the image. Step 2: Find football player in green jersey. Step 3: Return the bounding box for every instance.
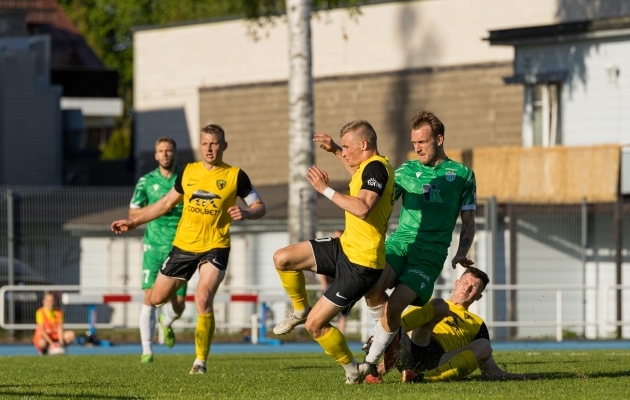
[362,111,478,377]
[130,137,186,363]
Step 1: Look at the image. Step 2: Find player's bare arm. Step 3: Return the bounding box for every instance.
[479,356,540,380]
[227,199,266,221]
[313,133,355,175]
[306,165,380,220]
[112,187,183,233]
[128,206,148,219]
[451,209,476,269]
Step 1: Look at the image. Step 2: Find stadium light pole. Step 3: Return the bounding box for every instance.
[286,0,317,244]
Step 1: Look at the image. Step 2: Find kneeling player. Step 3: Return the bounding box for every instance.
[366,267,539,382]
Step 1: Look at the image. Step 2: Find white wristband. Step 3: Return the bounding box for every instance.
[322,187,336,200]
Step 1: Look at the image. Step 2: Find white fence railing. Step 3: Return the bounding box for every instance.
[2,284,630,342]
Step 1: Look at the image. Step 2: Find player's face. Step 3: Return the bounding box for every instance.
[200,133,227,166]
[155,141,176,170]
[452,273,485,306]
[341,130,366,168]
[411,125,443,166]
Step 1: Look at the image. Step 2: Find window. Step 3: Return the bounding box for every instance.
[523,83,561,147]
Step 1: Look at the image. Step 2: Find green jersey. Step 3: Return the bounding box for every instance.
[130,166,183,250]
[388,159,476,253]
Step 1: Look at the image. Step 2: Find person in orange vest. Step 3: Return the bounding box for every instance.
[33,292,75,355]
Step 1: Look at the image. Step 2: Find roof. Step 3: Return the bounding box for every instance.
[0,0,78,33]
[487,15,630,45]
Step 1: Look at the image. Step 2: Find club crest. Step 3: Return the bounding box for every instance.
[217,179,226,190]
[445,171,456,182]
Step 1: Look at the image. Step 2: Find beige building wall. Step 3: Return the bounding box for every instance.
[200,63,522,185]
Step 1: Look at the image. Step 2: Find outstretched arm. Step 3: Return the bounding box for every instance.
[306,165,380,220]
[313,133,355,175]
[451,209,476,269]
[479,356,539,380]
[112,187,183,233]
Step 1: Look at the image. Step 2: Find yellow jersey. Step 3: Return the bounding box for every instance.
[172,161,254,253]
[432,300,488,352]
[340,155,394,269]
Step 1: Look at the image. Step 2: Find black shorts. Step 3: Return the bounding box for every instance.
[310,237,382,308]
[396,334,444,373]
[160,246,230,281]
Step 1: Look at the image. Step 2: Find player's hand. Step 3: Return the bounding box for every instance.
[305,166,330,193]
[313,133,340,153]
[111,219,136,233]
[451,255,474,269]
[228,205,247,221]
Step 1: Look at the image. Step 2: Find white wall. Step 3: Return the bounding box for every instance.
[134,0,570,157]
[514,37,630,146]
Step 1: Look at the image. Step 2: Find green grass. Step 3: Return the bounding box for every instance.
[2,350,630,399]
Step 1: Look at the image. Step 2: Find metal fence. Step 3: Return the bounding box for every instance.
[1,186,629,340]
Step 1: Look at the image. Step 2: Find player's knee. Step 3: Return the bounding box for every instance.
[304,319,324,338]
[430,298,449,320]
[273,248,291,271]
[384,300,406,320]
[474,338,493,361]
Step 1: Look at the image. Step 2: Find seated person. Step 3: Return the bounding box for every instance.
[33,292,75,355]
[366,267,539,383]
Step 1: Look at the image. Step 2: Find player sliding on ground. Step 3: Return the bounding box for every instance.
[272,120,394,384]
[364,267,539,383]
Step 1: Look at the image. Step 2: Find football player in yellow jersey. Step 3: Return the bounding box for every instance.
[272,120,395,384]
[111,124,266,374]
[365,267,539,383]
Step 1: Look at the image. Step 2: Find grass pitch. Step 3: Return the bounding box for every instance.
[2,350,630,399]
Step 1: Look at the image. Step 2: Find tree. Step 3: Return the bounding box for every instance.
[59,0,362,242]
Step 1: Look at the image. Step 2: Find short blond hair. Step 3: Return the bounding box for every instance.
[339,120,377,146]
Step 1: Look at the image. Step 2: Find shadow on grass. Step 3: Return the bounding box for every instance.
[0,389,144,400]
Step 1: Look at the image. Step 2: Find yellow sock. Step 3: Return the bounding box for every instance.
[421,350,479,382]
[195,313,215,362]
[314,326,353,365]
[277,270,309,312]
[401,302,435,332]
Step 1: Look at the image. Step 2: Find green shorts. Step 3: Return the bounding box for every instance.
[142,244,187,297]
[385,240,446,306]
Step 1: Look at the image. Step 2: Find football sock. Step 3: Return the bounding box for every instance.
[314,326,353,365]
[421,350,479,382]
[368,303,385,322]
[365,320,397,364]
[401,302,435,333]
[161,301,182,327]
[139,304,156,355]
[195,313,215,362]
[277,270,309,312]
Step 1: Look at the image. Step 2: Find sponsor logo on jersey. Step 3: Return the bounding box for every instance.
[217,179,226,190]
[408,268,431,282]
[190,190,221,208]
[367,178,383,189]
[445,170,456,182]
[422,184,443,203]
[416,171,422,178]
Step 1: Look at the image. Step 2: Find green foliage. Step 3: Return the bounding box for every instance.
[57,0,364,159]
[2,350,630,398]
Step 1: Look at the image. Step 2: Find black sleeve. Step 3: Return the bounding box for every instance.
[473,322,490,341]
[360,161,388,197]
[236,169,254,198]
[173,164,187,194]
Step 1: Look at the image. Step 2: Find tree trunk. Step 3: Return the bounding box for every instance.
[286,0,316,244]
